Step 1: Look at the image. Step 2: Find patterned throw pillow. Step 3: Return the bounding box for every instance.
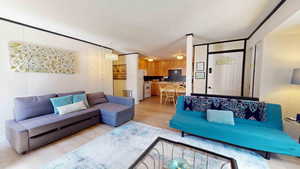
[207,97,227,110]
[183,96,193,111]
[183,96,210,112]
[183,96,267,121]
[214,98,267,122]
[238,100,267,121]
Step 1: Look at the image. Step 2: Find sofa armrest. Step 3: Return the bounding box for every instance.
[105,95,135,106]
[5,120,29,154]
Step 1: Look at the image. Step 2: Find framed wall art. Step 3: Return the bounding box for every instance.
[195,71,205,79]
[196,62,205,71]
[9,41,77,74]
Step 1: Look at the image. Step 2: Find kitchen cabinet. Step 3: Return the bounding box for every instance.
[151,82,160,96]
[139,59,186,76]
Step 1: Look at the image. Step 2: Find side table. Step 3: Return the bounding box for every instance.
[284,118,300,143]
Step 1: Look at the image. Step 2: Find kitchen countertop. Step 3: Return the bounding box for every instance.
[151,81,185,84]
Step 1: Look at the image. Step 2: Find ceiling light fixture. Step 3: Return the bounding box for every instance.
[147,58,154,62]
[176,55,184,60]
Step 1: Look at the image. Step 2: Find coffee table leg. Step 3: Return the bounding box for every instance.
[265,152,271,160]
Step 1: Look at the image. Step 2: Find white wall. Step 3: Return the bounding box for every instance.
[0,20,113,141]
[186,35,193,96]
[125,54,139,104]
[193,45,207,93]
[260,33,300,118]
[248,0,300,47]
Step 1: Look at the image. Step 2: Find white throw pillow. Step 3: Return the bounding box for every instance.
[57,101,87,115]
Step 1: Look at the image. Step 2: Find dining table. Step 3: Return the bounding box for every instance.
[160,86,186,104]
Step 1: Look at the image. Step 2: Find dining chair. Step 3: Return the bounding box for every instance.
[164,85,176,105]
[175,86,186,104]
[159,84,166,104]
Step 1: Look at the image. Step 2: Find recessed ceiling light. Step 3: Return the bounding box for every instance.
[176,55,184,60]
[147,58,154,62]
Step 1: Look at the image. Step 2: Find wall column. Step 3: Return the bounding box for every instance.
[186,33,194,96]
[126,53,139,104]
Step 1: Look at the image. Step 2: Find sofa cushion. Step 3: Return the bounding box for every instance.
[57,91,85,97]
[95,103,133,126]
[170,113,300,156]
[18,107,99,137]
[57,101,87,115]
[73,93,89,107]
[207,109,235,126]
[87,92,107,106]
[14,94,57,121]
[50,95,73,114]
[95,103,129,116]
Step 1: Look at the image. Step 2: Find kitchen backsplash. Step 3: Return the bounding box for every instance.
[144,76,186,82]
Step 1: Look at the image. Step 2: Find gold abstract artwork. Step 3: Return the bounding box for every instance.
[113,64,127,80]
[9,41,76,74]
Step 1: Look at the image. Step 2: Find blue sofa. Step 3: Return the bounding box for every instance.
[169,96,300,158]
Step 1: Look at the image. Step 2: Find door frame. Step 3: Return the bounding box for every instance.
[193,39,247,96]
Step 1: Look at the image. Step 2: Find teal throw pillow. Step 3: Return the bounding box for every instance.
[73,94,89,107]
[207,109,235,126]
[50,95,73,114]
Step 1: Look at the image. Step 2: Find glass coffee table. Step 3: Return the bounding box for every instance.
[129,137,238,169]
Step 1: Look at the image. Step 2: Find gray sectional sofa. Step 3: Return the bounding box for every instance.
[5,91,135,154]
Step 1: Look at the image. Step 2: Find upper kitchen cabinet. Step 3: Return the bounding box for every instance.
[139,58,186,76]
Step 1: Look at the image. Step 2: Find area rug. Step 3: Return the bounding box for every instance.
[44,121,269,169]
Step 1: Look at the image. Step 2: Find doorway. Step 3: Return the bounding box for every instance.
[207,52,243,96]
[193,40,249,96]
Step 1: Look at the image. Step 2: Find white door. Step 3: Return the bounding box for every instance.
[207,52,243,96]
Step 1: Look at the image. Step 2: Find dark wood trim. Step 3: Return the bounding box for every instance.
[194,38,246,47]
[252,45,257,97]
[0,17,113,50]
[186,33,194,37]
[241,40,247,96]
[191,93,259,101]
[197,45,245,96]
[205,44,209,94]
[193,0,287,45]
[1,18,114,50]
[247,0,287,40]
[118,52,140,56]
[208,49,244,55]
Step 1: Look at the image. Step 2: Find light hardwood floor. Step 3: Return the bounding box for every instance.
[0,96,299,169]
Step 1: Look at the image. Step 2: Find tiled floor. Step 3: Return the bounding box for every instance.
[0,96,299,169]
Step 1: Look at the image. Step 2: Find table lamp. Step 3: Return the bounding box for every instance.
[291,68,300,122]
